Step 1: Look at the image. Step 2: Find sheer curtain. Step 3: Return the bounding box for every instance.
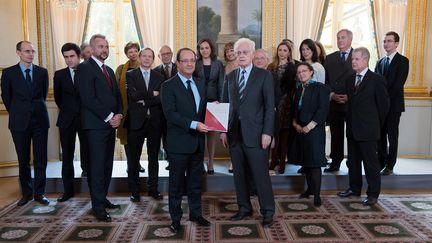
[372,0,408,57]
[132,0,173,65]
[286,0,326,59]
[49,2,88,71]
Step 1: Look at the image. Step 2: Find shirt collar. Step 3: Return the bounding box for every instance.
[140,67,151,73]
[357,67,369,77]
[177,72,195,85]
[240,63,253,74]
[19,63,33,72]
[385,51,397,62]
[91,56,104,68]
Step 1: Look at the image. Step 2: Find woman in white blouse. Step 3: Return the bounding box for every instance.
[299,39,326,84]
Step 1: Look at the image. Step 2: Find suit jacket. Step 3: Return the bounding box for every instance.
[153,63,178,80]
[195,59,225,102]
[346,69,390,141]
[126,68,164,130]
[374,52,409,112]
[75,58,122,130]
[1,63,49,131]
[54,67,81,128]
[225,66,275,147]
[324,49,356,112]
[161,75,206,154]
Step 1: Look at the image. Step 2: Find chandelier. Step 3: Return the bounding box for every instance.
[48,0,94,9]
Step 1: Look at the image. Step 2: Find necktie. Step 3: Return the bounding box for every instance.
[164,65,170,78]
[340,52,347,62]
[355,74,362,92]
[71,69,75,84]
[101,64,112,89]
[238,69,246,101]
[25,68,32,84]
[144,71,149,89]
[383,57,390,74]
[186,80,197,112]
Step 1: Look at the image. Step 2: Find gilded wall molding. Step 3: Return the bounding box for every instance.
[173,0,195,52]
[22,0,29,41]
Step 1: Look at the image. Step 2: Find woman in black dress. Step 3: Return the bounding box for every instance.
[289,62,330,207]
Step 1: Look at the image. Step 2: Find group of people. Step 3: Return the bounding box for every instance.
[1,27,408,231]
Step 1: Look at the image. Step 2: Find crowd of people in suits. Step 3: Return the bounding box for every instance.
[0,28,409,231]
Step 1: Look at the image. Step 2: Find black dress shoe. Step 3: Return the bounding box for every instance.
[262,217,273,227]
[324,166,340,172]
[230,211,252,221]
[380,167,393,176]
[298,190,311,199]
[165,165,170,170]
[207,169,215,175]
[297,167,305,174]
[34,195,50,205]
[105,202,121,209]
[17,195,33,206]
[362,197,378,206]
[170,221,180,233]
[314,196,322,207]
[57,193,74,202]
[190,216,210,226]
[139,165,145,173]
[228,168,233,173]
[95,212,112,222]
[149,191,163,200]
[81,171,88,177]
[130,193,140,202]
[337,189,361,198]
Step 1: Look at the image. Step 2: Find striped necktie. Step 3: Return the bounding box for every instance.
[238,69,246,101]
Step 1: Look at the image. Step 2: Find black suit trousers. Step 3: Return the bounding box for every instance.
[378,112,401,169]
[11,116,48,196]
[229,135,275,217]
[329,110,346,166]
[59,116,89,194]
[127,120,162,193]
[347,139,381,198]
[168,149,204,221]
[86,128,115,212]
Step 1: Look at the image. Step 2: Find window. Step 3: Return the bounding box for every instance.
[83,0,139,68]
[320,0,378,66]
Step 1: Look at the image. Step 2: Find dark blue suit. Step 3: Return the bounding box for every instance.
[1,63,49,197]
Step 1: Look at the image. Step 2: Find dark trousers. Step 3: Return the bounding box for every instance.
[59,116,89,194]
[378,112,401,170]
[86,128,115,213]
[168,149,204,222]
[329,110,346,167]
[230,136,275,218]
[127,121,162,193]
[11,117,48,196]
[347,139,381,198]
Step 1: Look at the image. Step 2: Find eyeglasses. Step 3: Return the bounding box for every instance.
[383,40,396,43]
[160,52,172,56]
[179,59,196,64]
[236,50,251,56]
[297,69,311,75]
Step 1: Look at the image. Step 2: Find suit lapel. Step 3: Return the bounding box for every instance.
[196,78,205,114]
[14,64,32,94]
[89,58,113,90]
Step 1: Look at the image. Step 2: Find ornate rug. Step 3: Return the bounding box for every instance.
[0,194,431,242]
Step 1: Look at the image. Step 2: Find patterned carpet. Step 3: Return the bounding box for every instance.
[0,194,431,242]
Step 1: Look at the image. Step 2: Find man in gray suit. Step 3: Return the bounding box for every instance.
[220,38,275,227]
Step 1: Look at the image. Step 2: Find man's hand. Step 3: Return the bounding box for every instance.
[153,91,159,96]
[196,122,209,133]
[339,94,348,103]
[220,133,228,148]
[109,114,123,128]
[261,134,272,149]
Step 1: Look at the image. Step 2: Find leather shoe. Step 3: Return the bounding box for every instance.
[297,167,305,174]
[81,171,88,177]
[314,196,322,207]
[362,197,378,206]
[230,211,252,221]
[207,169,215,175]
[170,221,180,233]
[324,166,340,173]
[105,202,121,209]
[130,193,140,202]
[34,195,50,205]
[57,193,74,202]
[95,211,112,222]
[262,217,273,227]
[139,165,145,173]
[337,189,360,198]
[149,191,163,200]
[298,190,311,199]
[190,215,210,226]
[380,167,393,176]
[17,195,33,206]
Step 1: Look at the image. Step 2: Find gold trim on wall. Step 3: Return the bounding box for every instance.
[36,0,43,65]
[263,0,269,48]
[22,0,29,41]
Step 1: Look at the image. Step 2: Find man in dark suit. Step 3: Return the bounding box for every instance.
[1,41,50,206]
[337,47,389,206]
[126,48,164,202]
[324,29,356,172]
[374,31,409,176]
[220,38,275,227]
[161,48,210,233]
[54,43,90,202]
[75,34,123,222]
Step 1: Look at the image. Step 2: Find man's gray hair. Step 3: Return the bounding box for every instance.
[234,38,255,52]
[353,47,370,61]
[89,34,107,46]
[338,29,353,40]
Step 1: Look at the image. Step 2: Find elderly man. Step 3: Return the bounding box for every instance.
[220,38,275,227]
[253,48,270,69]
